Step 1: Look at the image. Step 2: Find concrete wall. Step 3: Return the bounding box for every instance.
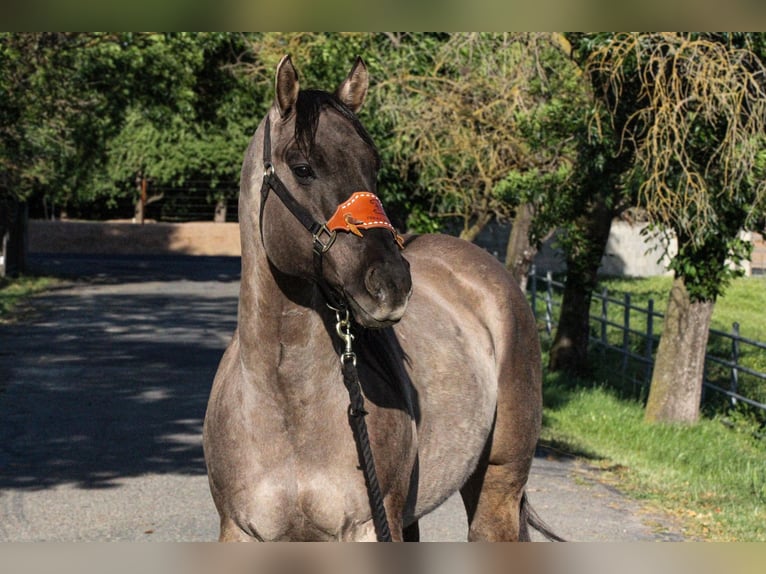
[598,221,675,277]
[29,220,241,257]
[473,219,676,277]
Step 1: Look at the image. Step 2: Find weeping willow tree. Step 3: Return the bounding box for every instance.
[588,33,766,423]
[379,32,581,286]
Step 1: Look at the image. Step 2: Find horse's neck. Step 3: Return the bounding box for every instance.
[237,249,336,386]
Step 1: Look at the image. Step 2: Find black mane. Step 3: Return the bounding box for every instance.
[293,89,380,169]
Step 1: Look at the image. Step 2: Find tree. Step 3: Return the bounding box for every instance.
[0,33,262,230]
[0,33,124,272]
[89,33,262,222]
[588,33,766,423]
[546,33,636,376]
[379,33,577,252]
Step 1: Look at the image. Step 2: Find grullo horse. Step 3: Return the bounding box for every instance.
[202,55,558,542]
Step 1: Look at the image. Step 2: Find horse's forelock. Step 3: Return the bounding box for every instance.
[294,90,380,168]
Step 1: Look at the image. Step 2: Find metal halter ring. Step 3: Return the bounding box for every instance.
[313,225,337,254]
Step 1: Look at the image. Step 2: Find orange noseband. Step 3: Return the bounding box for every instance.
[326,192,405,249]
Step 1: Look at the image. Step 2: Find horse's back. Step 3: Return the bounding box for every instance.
[400,233,536,358]
[402,233,530,318]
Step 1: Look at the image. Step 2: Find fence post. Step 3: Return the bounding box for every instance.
[600,287,608,347]
[645,298,654,385]
[731,322,740,407]
[530,265,538,320]
[601,287,609,360]
[544,271,553,336]
[622,293,631,378]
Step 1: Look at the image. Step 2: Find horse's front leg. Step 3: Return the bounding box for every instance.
[218,517,257,542]
[343,493,406,541]
[343,516,404,542]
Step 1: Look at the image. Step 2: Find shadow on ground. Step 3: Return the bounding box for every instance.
[0,254,240,491]
[28,253,241,285]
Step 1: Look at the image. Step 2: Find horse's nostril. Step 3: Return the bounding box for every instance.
[364,267,386,302]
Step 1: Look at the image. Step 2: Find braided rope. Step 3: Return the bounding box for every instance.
[342,357,392,542]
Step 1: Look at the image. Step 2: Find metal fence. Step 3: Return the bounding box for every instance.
[144,185,240,223]
[527,269,766,415]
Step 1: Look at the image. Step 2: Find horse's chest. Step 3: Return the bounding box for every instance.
[241,450,376,541]
[231,393,413,541]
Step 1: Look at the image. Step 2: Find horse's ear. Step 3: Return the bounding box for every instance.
[335,56,368,113]
[275,55,300,119]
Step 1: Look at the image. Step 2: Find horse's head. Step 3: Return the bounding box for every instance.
[248,55,412,328]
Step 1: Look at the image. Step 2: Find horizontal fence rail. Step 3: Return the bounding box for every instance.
[527,268,766,415]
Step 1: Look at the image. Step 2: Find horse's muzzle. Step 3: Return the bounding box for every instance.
[347,257,412,328]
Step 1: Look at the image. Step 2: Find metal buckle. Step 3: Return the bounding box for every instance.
[313,225,337,254]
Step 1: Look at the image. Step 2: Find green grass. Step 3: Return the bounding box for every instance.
[598,275,766,419]
[536,275,766,541]
[541,378,766,541]
[531,274,766,420]
[599,274,766,341]
[0,274,59,323]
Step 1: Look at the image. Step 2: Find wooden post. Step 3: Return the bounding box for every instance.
[529,265,538,320]
[544,271,553,336]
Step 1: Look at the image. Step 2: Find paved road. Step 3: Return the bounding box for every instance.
[0,254,684,542]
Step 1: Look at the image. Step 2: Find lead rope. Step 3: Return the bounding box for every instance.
[333,307,392,542]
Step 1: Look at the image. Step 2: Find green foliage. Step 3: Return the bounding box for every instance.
[668,234,753,302]
[378,33,586,239]
[581,33,766,303]
[1,33,263,216]
[0,274,58,323]
[89,33,261,208]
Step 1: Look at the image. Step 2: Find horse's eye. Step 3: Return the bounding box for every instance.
[291,164,315,181]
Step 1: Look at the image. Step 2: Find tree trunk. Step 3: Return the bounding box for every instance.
[645,278,714,424]
[0,227,8,278]
[0,201,28,278]
[505,202,537,292]
[214,197,227,223]
[548,202,614,376]
[134,175,147,224]
[548,266,594,376]
[134,197,145,224]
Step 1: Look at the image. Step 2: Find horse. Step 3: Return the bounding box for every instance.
[202,55,556,542]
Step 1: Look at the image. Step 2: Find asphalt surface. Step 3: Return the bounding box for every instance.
[0,254,685,542]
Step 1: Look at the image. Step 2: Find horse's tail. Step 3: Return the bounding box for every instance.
[520,492,566,542]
